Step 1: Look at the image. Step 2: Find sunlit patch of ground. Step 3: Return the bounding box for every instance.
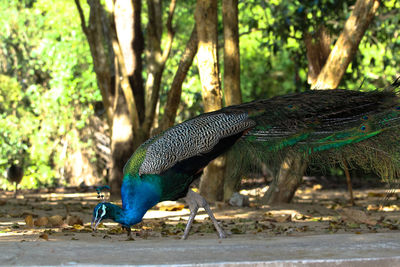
[0,185,399,243]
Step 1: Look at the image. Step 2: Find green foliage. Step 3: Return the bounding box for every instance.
[0,0,99,190]
[148,0,399,123]
[237,0,399,99]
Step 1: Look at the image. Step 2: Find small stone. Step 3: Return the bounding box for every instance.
[229,192,249,207]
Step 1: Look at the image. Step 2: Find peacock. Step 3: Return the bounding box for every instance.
[7,163,24,198]
[92,80,400,239]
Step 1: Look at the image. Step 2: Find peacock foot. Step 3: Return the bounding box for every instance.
[122,225,133,240]
[182,189,227,240]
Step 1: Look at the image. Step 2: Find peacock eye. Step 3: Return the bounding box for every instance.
[396,106,400,110]
[362,116,368,120]
[360,125,366,131]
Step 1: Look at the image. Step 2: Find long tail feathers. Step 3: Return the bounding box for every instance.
[227,84,400,183]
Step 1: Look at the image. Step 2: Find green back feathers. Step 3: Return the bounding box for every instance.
[123,135,160,176]
[123,145,147,175]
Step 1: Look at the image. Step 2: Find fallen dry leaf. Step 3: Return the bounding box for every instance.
[48,215,64,227]
[273,214,292,223]
[0,199,7,206]
[25,215,34,228]
[66,215,83,226]
[381,205,400,212]
[34,217,49,227]
[39,233,49,241]
[367,192,386,198]
[159,204,185,211]
[72,224,85,230]
[339,208,377,226]
[313,184,322,190]
[367,204,379,211]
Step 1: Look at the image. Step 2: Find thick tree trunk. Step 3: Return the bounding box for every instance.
[262,155,307,204]
[109,92,134,198]
[76,0,144,197]
[114,0,145,123]
[312,0,379,89]
[195,0,225,202]
[222,0,242,107]
[195,0,222,112]
[223,150,241,202]
[222,0,242,202]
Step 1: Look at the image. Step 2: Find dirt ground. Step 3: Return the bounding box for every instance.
[1,181,400,243]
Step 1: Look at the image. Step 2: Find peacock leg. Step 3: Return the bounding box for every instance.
[123,225,132,238]
[182,204,199,240]
[343,160,355,205]
[14,182,17,198]
[182,189,227,240]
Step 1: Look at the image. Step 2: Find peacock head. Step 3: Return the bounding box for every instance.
[91,202,115,230]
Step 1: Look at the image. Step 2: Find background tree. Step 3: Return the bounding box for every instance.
[223,0,242,106]
[159,27,198,130]
[74,0,181,196]
[312,0,380,89]
[262,0,381,204]
[194,0,225,202]
[222,0,243,201]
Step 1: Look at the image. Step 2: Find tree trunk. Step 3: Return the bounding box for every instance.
[222,0,241,107]
[304,26,331,86]
[262,154,307,204]
[195,0,225,202]
[76,0,145,197]
[312,0,379,89]
[222,0,242,202]
[143,0,176,134]
[109,92,134,198]
[195,0,222,112]
[160,27,198,131]
[261,27,330,204]
[262,0,379,204]
[75,0,114,124]
[223,150,241,202]
[114,0,145,123]
[75,0,180,197]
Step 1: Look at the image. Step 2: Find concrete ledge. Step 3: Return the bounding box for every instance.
[1,232,400,266]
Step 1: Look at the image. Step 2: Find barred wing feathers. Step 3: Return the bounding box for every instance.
[138,113,255,175]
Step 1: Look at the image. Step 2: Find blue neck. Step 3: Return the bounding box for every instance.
[115,174,161,226]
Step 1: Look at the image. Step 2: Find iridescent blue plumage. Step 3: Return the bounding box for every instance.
[120,174,161,225]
